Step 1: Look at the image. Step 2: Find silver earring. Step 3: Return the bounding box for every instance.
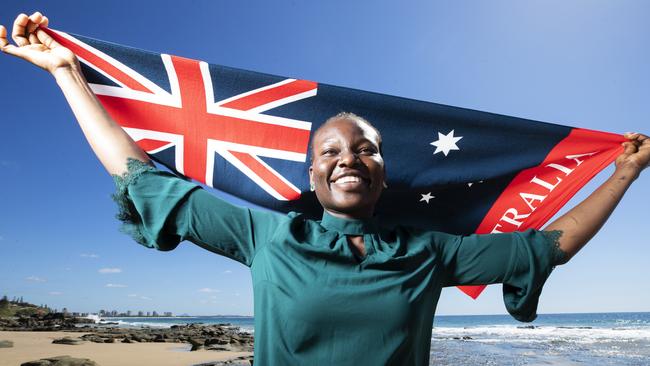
[383,181,388,189]
[310,182,315,191]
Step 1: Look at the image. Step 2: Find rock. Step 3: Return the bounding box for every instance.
[191,355,253,366]
[20,361,51,366]
[205,345,232,351]
[205,338,229,346]
[21,355,99,366]
[451,336,473,340]
[154,334,166,342]
[0,340,14,348]
[52,337,85,345]
[188,338,205,351]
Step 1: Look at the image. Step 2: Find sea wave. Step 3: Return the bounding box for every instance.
[430,323,650,365]
[96,317,255,333]
[432,324,650,343]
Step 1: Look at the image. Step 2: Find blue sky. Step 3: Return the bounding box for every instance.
[1,1,648,316]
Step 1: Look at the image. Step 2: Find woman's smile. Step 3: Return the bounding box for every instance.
[330,170,371,190]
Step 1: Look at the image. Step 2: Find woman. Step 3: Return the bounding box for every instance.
[2,12,649,365]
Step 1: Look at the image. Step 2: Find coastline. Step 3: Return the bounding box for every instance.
[0,331,253,366]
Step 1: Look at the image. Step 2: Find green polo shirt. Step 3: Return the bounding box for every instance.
[113,159,565,366]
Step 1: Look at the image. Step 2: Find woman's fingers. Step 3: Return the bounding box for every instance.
[26,12,44,45]
[0,25,8,48]
[621,133,650,170]
[27,12,43,29]
[623,132,647,149]
[622,141,638,155]
[624,132,647,141]
[9,12,45,47]
[0,25,20,57]
[35,28,58,49]
[11,13,29,47]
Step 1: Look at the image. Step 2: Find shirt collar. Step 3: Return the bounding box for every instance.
[320,211,379,235]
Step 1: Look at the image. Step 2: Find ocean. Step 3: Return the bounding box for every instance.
[102,312,650,365]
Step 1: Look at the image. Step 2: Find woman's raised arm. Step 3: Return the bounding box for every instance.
[544,132,649,263]
[0,12,149,176]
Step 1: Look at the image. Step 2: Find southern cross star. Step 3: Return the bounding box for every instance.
[430,130,462,156]
[420,192,435,203]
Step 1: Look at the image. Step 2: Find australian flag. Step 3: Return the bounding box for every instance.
[43,28,625,299]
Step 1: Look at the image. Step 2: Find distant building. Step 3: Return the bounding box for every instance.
[138,311,144,317]
[152,311,159,317]
[164,312,172,317]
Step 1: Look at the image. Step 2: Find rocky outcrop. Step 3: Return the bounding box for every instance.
[20,355,98,366]
[75,323,253,352]
[0,312,94,331]
[1,313,254,356]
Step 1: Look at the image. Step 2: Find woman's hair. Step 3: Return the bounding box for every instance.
[310,112,384,160]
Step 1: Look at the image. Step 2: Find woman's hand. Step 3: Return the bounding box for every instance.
[544,131,648,263]
[2,11,149,175]
[0,12,79,74]
[616,133,650,180]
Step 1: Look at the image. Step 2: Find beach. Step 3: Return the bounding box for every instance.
[2,312,650,365]
[0,331,252,366]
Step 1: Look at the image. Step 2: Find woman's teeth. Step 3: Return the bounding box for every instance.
[335,176,363,184]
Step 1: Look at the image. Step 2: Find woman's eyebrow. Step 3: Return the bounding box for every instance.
[318,138,340,146]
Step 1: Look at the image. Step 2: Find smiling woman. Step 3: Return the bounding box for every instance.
[309,112,386,221]
[2,10,650,366]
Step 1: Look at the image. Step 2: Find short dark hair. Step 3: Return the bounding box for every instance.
[310,112,383,161]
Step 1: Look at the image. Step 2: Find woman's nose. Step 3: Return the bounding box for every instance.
[338,151,358,167]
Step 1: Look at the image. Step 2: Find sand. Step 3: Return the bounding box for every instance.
[0,331,252,366]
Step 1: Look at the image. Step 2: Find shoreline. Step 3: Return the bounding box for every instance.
[0,331,253,366]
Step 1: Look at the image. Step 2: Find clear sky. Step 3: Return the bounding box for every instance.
[1,0,648,317]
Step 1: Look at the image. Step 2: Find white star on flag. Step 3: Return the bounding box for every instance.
[420,192,435,203]
[430,130,462,156]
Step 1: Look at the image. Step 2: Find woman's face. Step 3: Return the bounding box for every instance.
[309,117,385,219]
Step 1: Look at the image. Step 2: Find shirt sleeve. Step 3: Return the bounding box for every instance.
[431,229,567,322]
[111,158,283,266]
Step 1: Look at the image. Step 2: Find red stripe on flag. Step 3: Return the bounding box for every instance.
[42,28,153,93]
[459,128,626,299]
[221,80,317,111]
[230,151,301,200]
[136,139,170,152]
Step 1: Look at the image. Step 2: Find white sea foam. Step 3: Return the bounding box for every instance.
[431,325,650,344]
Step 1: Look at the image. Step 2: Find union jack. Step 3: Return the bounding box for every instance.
[45,28,318,201]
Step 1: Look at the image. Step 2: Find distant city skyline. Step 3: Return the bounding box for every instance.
[1,1,649,316]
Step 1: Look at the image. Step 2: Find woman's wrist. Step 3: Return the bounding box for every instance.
[612,164,641,183]
[52,63,82,82]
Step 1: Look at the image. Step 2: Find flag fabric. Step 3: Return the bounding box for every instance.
[44,28,625,299]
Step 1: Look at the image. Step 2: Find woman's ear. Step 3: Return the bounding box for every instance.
[308,166,315,191]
